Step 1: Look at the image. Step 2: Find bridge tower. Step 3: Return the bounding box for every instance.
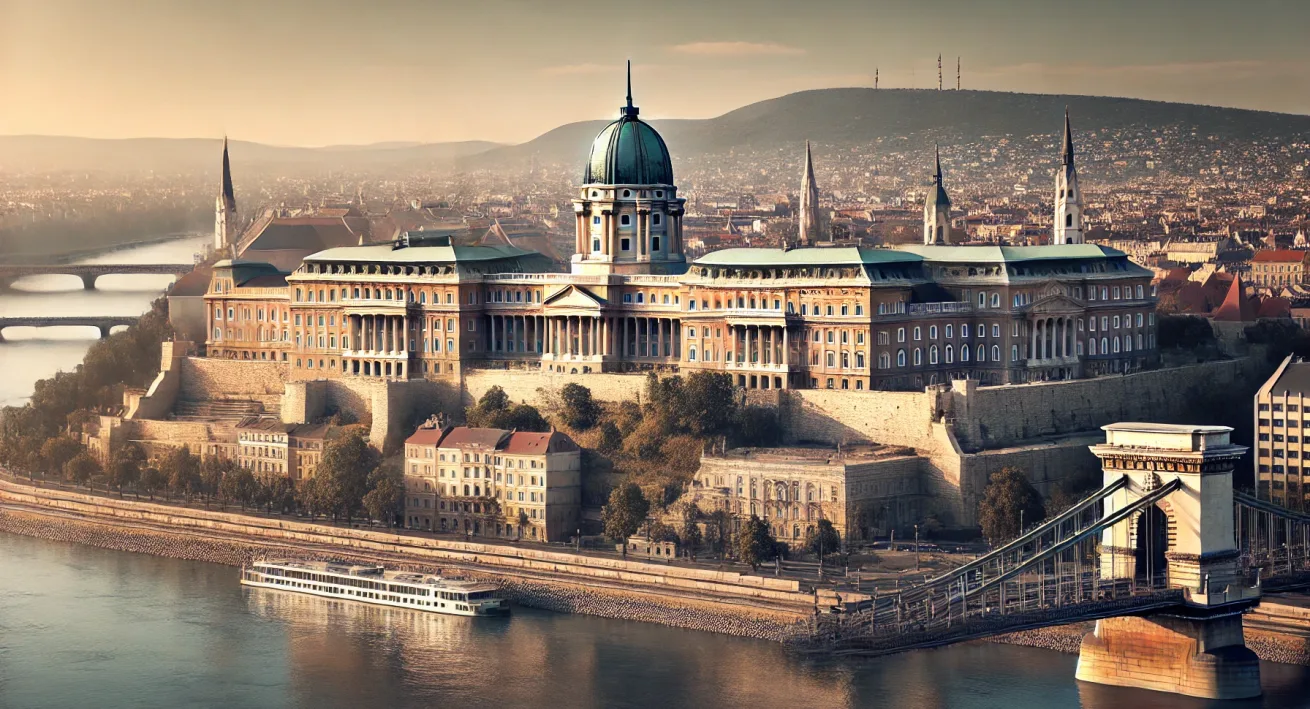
[1077,423,1261,699]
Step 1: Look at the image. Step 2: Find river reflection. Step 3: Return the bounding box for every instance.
[4,525,1310,708]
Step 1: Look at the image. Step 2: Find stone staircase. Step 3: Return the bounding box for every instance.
[173,399,265,423]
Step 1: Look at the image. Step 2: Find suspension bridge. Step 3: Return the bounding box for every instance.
[789,422,1310,700]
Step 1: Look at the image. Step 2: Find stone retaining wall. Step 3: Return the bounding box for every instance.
[180,357,287,400]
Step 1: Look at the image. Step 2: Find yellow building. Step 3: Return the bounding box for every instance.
[403,426,581,542]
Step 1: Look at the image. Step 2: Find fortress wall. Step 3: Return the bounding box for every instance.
[179,358,287,401]
[956,358,1265,450]
[463,370,649,408]
[780,388,940,450]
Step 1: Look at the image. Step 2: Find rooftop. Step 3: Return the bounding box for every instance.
[305,241,534,265]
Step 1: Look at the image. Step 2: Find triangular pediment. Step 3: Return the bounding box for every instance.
[543,284,605,310]
[1029,293,1084,314]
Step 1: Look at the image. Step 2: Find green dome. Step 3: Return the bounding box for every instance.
[584,112,674,186]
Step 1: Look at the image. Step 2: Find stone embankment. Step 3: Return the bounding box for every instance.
[0,482,809,641]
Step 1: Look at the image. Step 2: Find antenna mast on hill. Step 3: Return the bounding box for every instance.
[957,56,961,90]
[937,54,942,91]
[875,67,879,90]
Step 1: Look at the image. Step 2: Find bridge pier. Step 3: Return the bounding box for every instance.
[1076,612,1260,699]
[81,274,98,290]
[97,325,112,339]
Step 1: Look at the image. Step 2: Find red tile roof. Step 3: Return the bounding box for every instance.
[439,427,510,449]
[405,427,450,446]
[1258,297,1292,319]
[1211,274,1259,322]
[1252,250,1309,263]
[502,431,576,455]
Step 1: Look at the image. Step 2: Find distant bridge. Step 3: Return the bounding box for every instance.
[0,264,194,291]
[0,315,139,341]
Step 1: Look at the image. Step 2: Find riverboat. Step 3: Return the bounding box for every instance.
[240,559,509,616]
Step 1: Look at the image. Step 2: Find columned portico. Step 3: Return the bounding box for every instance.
[344,311,410,379]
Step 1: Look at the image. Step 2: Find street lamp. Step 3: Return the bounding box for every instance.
[915,524,920,571]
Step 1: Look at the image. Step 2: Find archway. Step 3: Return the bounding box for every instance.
[1135,504,1169,584]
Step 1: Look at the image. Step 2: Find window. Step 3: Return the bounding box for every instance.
[929,345,939,364]
[897,328,906,343]
[913,326,921,341]
[945,324,953,338]
[929,325,938,339]
[992,345,1000,362]
[992,324,1000,337]
[961,324,970,338]
[945,344,954,363]
[896,349,906,367]
[913,348,922,366]
[990,293,1000,308]
[978,292,986,307]
[1011,345,1019,362]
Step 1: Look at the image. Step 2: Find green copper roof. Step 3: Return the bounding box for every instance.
[897,244,1126,263]
[695,247,923,267]
[585,116,674,185]
[305,242,534,264]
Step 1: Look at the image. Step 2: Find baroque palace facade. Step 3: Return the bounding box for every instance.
[205,77,1159,391]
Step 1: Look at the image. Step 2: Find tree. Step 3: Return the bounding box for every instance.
[502,404,551,433]
[362,464,405,526]
[602,482,650,554]
[596,420,622,455]
[733,405,782,447]
[558,383,601,430]
[40,436,83,479]
[675,501,702,556]
[1158,314,1215,350]
[219,467,257,510]
[64,452,100,489]
[806,519,841,557]
[977,467,1046,544]
[160,446,201,501]
[704,509,731,559]
[108,442,146,497]
[736,515,776,571]
[681,372,737,435]
[318,430,379,523]
[465,386,510,427]
[139,466,167,500]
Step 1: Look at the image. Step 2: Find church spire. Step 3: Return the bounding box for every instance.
[1062,106,1075,165]
[924,144,952,245]
[214,137,238,254]
[1053,108,1085,244]
[220,136,235,208]
[798,141,821,247]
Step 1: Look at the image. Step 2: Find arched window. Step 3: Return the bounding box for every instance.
[1089,339,1097,355]
[688,346,697,361]
[945,344,954,363]
[913,348,922,366]
[929,345,939,364]
[1066,213,1073,227]
[961,345,971,362]
[1102,337,1109,353]
[976,345,986,362]
[992,345,1001,362]
[896,349,906,367]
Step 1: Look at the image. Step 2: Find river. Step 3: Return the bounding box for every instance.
[4,236,1310,707]
[0,235,208,408]
[2,533,1310,709]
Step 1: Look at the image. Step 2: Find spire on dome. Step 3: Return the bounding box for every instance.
[621,60,638,118]
[934,144,943,185]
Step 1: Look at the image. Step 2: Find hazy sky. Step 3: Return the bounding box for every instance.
[2,0,1308,146]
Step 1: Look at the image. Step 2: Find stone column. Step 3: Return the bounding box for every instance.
[490,315,498,353]
[1040,319,1047,360]
[782,327,789,366]
[1029,320,1036,361]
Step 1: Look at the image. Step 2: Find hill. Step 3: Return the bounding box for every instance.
[0,136,502,174]
[462,89,1310,171]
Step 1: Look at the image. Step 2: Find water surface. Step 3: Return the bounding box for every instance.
[1,532,1308,709]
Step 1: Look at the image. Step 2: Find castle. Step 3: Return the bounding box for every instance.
[202,70,1157,392]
